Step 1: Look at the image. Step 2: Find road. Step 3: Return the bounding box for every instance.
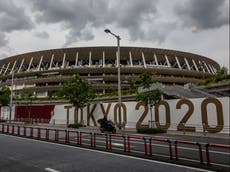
[0,134,213,172]
[1,124,229,171]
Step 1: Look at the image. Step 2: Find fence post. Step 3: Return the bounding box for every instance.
[143,137,147,155]
[17,126,20,135]
[77,131,80,144]
[37,128,41,139]
[109,134,112,150]
[7,124,9,134]
[46,128,49,140]
[65,130,69,143]
[24,126,26,137]
[2,124,4,133]
[167,139,173,160]
[90,132,93,147]
[127,136,130,153]
[149,138,152,156]
[196,142,204,164]
[205,144,210,165]
[93,133,96,147]
[79,132,82,145]
[12,125,15,135]
[30,127,33,138]
[123,135,126,152]
[175,141,178,160]
[55,129,58,141]
[106,134,108,149]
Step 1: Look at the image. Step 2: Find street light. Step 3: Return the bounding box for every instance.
[104,29,122,130]
[9,70,14,123]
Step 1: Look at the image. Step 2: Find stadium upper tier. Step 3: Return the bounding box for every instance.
[0,47,220,96]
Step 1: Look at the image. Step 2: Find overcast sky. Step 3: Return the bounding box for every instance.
[0,0,229,69]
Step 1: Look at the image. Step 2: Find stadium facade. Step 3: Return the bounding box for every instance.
[0,47,220,97]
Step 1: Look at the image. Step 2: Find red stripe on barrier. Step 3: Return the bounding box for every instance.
[129,135,143,139]
[210,144,230,149]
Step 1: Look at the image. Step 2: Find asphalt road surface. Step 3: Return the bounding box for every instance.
[0,134,214,172]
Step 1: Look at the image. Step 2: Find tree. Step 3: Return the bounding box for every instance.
[0,86,10,106]
[59,75,95,107]
[58,75,95,125]
[129,80,138,94]
[136,72,162,128]
[139,71,153,89]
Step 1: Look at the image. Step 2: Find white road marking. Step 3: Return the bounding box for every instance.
[112,143,124,147]
[45,167,60,172]
[1,134,218,171]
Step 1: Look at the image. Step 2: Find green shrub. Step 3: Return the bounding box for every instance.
[136,127,166,134]
[68,123,84,129]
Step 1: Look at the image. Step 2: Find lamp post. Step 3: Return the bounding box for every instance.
[104,29,122,130]
[9,70,14,123]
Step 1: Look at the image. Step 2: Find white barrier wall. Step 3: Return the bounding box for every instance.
[0,97,229,134]
[52,97,229,134]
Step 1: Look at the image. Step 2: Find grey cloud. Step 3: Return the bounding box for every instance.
[30,0,108,45]
[34,31,50,39]
[174,0,229,30]
[0,0,33,32]
[0,32,8,47]
[0,0,33,48]
[30,0,172,46]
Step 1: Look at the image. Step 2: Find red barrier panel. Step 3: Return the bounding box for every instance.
[175,140,204,164]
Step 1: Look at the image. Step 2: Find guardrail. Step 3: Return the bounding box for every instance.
[0,123,229,168]
[205,143,230,165]
[175,140,204,164]
[150,138,173,160]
